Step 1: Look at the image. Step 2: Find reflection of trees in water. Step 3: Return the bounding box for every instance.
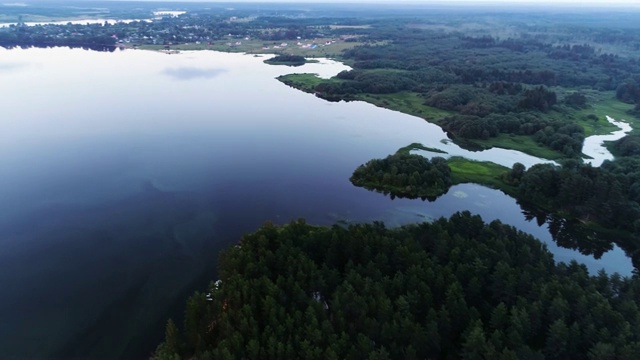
[520,201,639,270]
[372,187,446,202]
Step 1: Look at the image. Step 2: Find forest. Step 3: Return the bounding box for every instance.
[154,213,640,360]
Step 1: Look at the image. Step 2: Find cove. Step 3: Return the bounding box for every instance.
[0,47,632,359]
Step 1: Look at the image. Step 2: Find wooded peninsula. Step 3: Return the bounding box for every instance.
[154,215,640,360]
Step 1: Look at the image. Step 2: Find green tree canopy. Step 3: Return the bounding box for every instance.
[154,213,640,360]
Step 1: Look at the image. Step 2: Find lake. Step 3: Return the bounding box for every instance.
[0,47,632,358]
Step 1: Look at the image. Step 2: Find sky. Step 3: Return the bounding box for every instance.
[106,0,639,7]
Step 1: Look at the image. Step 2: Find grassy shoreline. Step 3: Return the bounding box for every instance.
[135,46,635,165]
[446,157,518,197]
[277,73,638,161]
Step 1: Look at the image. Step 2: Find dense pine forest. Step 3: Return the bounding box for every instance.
[154,213,640,360]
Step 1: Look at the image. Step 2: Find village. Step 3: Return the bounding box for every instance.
[0,11,364,56]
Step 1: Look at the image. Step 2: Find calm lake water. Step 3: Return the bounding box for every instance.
[0,47,632,358]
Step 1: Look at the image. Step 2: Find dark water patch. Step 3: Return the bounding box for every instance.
[0,186,220,358]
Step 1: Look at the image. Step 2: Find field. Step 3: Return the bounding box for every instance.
[581,95,638,128]
[356,92,454,122]
[471,134,565,160]
[276,73,345,94]
[447,157,517,196]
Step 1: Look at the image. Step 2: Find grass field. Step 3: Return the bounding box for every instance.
[277,73,345,93]
[574,112,619,137]
[447,156,518,196]
[583,96,638,127]
[471,133,565,160]
[356,92,453,122]
[559,89,638,133]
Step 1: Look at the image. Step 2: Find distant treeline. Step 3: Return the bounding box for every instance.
[0,13,330,50]
[341,33,640,90]
[0,26,117,50]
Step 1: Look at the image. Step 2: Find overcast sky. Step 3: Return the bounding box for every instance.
[108,0,638,7]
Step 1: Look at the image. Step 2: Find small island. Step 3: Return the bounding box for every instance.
[263,54,318,67]
[350,153,453,199]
